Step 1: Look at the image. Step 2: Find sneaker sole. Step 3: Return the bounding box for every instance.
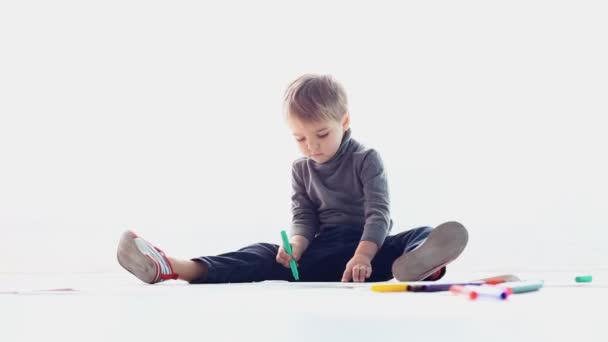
[117,231,159,284]
[392,221,468,281]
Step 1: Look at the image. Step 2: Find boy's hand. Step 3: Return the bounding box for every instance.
[341,254,372,282]
[276,235,309,269]
[276,245,302,268]
[342,240,378,282]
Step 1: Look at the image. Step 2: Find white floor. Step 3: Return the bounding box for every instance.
[2,270,606,342]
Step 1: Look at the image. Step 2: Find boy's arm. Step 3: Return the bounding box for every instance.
[342,240,379,282]
[354,240,379,259]
[290,162,318,246]
[289,234,310,256]
[277,234,310,268]
[342,151,389,282]
[359,150,391,250]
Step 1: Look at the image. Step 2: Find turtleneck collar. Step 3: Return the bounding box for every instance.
[310,128,353,170]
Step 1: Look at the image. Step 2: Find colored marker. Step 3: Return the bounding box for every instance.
[477,274,520,284]
[449,285,478,300]
[371,283,409,292]
[502,280,544,294]
[372,282,486,293]
[450,285,510,300]
[280,230,299,281]
[466,285,510,300]
[407,282,484,292]
[575,275,592,283]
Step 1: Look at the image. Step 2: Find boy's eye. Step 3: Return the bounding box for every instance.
[296,137,305,142]
[317,133,329,139]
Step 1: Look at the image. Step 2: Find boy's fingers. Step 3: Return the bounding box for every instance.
[276,250,291,268]
[341,266,352,282]
[284,256,294,268]
[355,266,365,282]
[351,266,370,282]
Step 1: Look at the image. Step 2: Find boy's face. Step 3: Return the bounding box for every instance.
[287,113,350,164]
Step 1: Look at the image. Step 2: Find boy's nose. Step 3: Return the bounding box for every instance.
[307,142,320,151]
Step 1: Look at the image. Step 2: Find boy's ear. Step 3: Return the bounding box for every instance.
[342,113,350,131]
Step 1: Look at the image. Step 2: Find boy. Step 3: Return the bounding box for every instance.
[117,74,468,284]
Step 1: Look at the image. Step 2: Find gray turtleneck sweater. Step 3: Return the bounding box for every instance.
[290,129,393,248]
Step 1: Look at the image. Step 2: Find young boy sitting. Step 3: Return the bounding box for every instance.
[117,74,468,284]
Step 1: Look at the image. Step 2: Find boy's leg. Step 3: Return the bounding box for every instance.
[387,221,468,281]
[368,226,433,282]
[191,243,292,283]
[117,230,291,284]
[296,226,363,282]
[168,257,208,282]
[293,225,436,282]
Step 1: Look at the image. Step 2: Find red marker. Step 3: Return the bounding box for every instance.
[450,285,511,300]
[473,285,511,300]
[450,285,478,300]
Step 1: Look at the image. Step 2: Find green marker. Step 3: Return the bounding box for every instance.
[280,230,300,281]
[575,275,592,283]
[504,280,544,294]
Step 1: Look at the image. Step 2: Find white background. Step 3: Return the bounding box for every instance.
[1,0,606,274]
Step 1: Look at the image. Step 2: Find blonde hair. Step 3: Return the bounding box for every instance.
[284,74,348,122]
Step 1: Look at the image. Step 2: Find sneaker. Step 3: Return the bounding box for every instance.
[391,221,468,281]
[117,230,178,284]
[423,266,446,281]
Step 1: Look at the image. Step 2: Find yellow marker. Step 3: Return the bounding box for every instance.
[371,283,409,292]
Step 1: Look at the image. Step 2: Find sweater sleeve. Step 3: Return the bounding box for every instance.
[290,162,319,242]
[359,150,391,248]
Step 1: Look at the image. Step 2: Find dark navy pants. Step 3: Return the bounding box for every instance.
[191,225,432,283]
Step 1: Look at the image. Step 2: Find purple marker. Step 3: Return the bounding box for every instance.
[408,282,484,292]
